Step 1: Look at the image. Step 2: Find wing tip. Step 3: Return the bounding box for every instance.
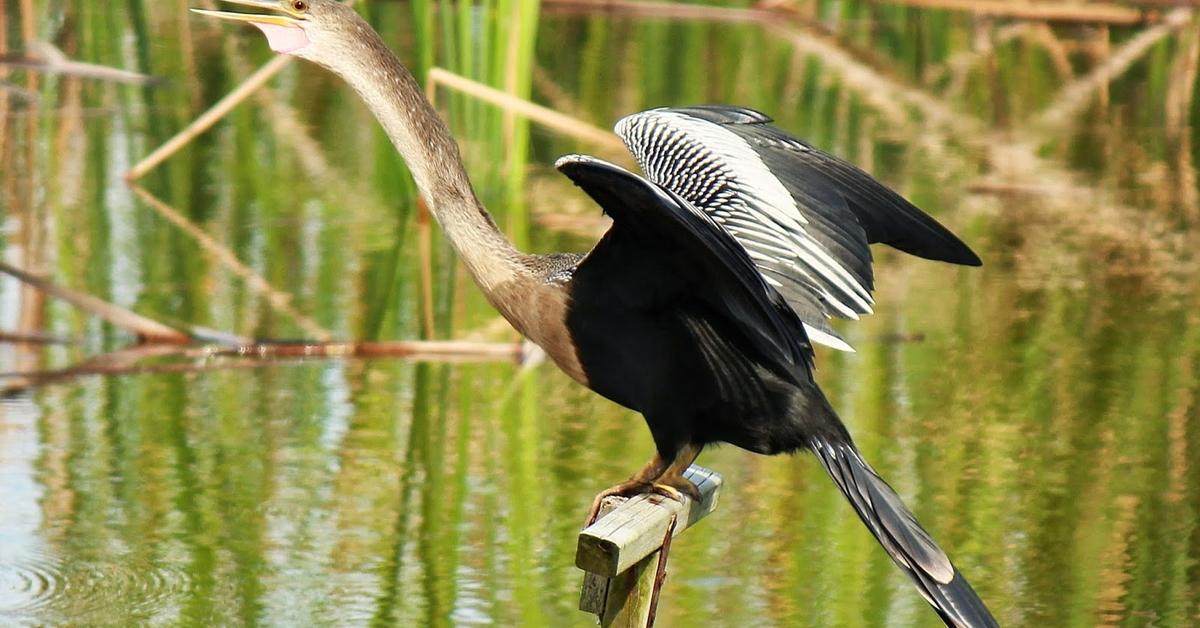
[803,324,856,353]
[938,243,983,267]
[555,154,635,184]
[554,153,599,172]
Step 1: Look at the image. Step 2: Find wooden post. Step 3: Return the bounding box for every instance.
[576,465,723,627]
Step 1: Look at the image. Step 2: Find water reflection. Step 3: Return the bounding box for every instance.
[2,1,1199,626]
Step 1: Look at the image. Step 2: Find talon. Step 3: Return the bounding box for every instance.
[584,446,704,526]
[648,483,683,502]
[584,480,653,527]
[656,473,701,502]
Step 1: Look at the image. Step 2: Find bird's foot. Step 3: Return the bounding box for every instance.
[655,471,701,502]
[584,480,653,527]
[583,477,699,528]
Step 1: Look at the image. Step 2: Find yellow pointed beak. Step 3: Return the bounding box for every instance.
[191,0,304,27]
[193,0,312,54]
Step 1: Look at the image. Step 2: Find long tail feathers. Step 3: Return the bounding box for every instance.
[812,437,999,628]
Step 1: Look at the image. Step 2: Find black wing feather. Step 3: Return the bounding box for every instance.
[616,105,981,352]
[556,154,813,377]
[682,105,982,266]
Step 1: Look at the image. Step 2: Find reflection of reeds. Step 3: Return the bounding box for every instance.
[871,0,1148,24]
[1033,9,1193,132]
[124,55,293,181]
[3,2,1199,624]
[130,185,334,341]
[0,41,160,85]
[0,261,190,343]
[0,1,7,163]
[1092,495,1139,626]
[1166,14,1200,139]
[0,340,523,392]
[0,331,72,345]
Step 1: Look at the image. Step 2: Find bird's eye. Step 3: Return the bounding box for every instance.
[292,0,307,11]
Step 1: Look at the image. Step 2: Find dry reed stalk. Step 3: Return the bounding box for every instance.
[503,6,522,157]
[0,0,8,162]
[0,83,39,99]
[18,0,32,48]
[542,0,775,23]
[765,22,979,137]
[218,339,523,359]
[1167,17,1200,220]
[52,72,84,211]
[872,0,1148,24]
[0,331,72,344]
[17,0,45,344]
[1166,14,1200,137]
[1179,134,1199,223]
[417,198,436,339]
[428,67,626,153]
[760,7,1190,290]
[1125,0,1200,6]
[1165,311,1197,505]
[124,54,294,180]
[1034,8,1193,131]
[1092,495,1139,623]
[0,261,191,343]
[0,340,523,392]
[76,343,201,367]
[123,0,364,181]
[1096,26,1112,113]
[129,185,334,341]
[125,0,365,180]
[925,20,1000,97]
[547,0,1147,24]
[219,45,393,218]
[0,42,160,84]
[251,78,399,232]
[0,357,284,392]
[1025,23,1073,79]
[532,64,591,123]
[178,0,204,111]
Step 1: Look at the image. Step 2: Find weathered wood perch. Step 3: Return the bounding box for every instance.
[577,465,723,627]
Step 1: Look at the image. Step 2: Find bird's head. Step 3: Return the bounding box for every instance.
[193,0,367,65]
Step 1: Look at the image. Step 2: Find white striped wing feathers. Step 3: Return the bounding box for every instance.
[616,108,875,352]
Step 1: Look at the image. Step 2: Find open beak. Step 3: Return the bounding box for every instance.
[191,0,303,26]
[192,1,310,54]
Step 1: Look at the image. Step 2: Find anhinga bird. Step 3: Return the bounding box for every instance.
[196,2,997,625]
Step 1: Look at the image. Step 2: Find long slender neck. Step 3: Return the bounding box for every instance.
[305,27,525,293]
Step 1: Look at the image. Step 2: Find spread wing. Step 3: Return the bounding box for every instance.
[555,154,813,382]
[615,105,981,352]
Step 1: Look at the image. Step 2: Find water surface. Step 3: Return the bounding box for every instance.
[1,2,1199,626]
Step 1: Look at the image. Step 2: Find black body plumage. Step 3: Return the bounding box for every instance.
[556,150,997,627]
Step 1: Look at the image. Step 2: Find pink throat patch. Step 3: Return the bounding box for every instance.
[251,22,310,54]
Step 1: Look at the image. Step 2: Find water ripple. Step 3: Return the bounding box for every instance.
[0,552,191,622]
